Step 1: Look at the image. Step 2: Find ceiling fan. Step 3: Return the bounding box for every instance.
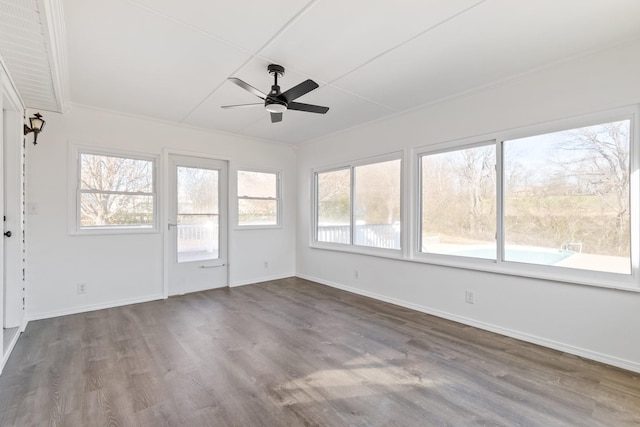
[221,64,329,123]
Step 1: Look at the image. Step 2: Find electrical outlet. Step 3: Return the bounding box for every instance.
[354,270,359,279]
[264,261,269,269]
[465,290,475,304]
[77,283,87,294]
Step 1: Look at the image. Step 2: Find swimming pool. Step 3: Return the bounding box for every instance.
[450,247,574,265]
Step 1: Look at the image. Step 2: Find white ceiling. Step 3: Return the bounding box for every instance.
[0,0,64,112]
[4,0,640,144]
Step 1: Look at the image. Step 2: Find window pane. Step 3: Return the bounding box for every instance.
[237,171,279,226]
[238,199,277,225]
[80,194,153,227]
[354,159,402,249]
[177,167,218,214]
[317,169,351,244]
[81,154,152,193]
[176,167,219,263]
[504,120,631,274]
[238,171,277,198]
[421,146,496,259]
[177,214,219,263]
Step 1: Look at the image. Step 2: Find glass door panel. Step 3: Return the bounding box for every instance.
[176,166,219,263]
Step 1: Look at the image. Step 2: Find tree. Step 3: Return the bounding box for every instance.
[421,146,495,243]
[80,154,153,226]
[354,160,401,225]
[177,167,218,216]
[457,146,495,237]
[317,169,350,224]
[557,120,630,253]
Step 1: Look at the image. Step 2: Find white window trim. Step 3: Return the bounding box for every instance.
[311,151,404,254]
[235,168,282,230]
[68,144,160,235]
[310,106,640,292]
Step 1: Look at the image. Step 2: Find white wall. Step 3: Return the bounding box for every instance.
[296,39,640,372]
[26,105,296,319]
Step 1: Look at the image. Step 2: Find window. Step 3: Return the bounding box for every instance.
[420,143,496,259]
[416,112,636,285]
[315,156,402,250]
[76,150,156,231]
[237,170,280,227]
[503,119,631,275]
[317,168,350,243]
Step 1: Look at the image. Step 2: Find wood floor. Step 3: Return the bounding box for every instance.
[0,278,638,426]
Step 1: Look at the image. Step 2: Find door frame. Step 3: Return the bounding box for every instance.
[1,64,27,373]
[162,149,231,299]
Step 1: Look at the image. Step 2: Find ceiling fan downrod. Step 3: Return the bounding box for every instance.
[268,64,284,95]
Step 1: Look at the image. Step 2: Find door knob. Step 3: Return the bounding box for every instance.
[4,231,11,237]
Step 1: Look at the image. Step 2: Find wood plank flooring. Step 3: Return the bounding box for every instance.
[0,277,638,426]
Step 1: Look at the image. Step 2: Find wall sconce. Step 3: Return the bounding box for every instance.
[24,112,46,145]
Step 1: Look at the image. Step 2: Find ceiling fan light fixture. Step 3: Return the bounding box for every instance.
[265,102,287,113]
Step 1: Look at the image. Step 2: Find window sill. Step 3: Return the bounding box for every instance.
[309,244,640,293]
[413,253,639,293]
[310,241,403,260]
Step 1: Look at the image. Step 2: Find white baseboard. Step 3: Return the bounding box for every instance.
[27,294,164,321]
[296,274,640,374]
[26,273,294,319]
[229,272,295,288]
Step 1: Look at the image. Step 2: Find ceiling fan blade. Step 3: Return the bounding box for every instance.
[270,112,283,123]
[221,103,263,109]
[281,79,319,102]
[228,77,266,100]
[287,101,329,114]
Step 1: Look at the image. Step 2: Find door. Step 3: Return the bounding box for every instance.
[0,106,4,355]
[2,83,25,366]
[3,109,21,331]
[168,155,228,295]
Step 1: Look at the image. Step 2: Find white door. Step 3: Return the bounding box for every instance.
[3,109,21,330]
[168,155,228,296]
[0,107,4,354]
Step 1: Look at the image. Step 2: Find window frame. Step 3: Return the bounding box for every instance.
[417,139,498,265]
[69,145,159,235]
[235,168,282,229]
[311,151,404,257]
[413,106,639,291]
